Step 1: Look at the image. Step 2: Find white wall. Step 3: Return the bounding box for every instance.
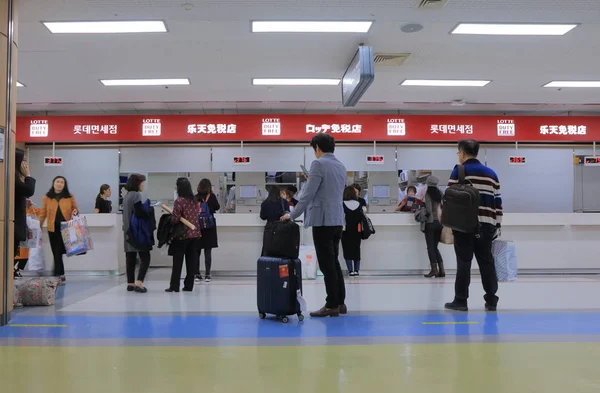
[28,147,119,214]
[305,145,397,172]
[120,147,211,173]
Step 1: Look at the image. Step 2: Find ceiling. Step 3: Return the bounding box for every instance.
[14,0,600,115]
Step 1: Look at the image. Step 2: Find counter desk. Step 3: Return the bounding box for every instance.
[149,211,600,275]
[39,213,125,275]
[34,212,600,276]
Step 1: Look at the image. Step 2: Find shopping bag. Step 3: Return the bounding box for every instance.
[492,240,518,282]
[299,245,318,280]
[440,227,454,245]
[61,216,93,257]
[27,247,46,272]
[20,214,43,249]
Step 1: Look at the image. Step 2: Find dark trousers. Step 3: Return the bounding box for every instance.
[126,251,151,283]
[169,239,199,291]
[345,260,360,272]
[424,221,443,265]
[312,226,345,309]
[453,223,499,306]
[197,248,212,276]
[48,230,65,276]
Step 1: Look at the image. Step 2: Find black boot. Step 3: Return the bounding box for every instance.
[424,263,438,278]
[436,262,446,278]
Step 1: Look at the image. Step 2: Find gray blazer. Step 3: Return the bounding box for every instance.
[122,191,144,252]
[290,153,346,227]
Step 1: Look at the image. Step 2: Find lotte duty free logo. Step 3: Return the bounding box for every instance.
[143,119,161,137]
[30,120,49,138]
[262,118,281,136]
[387,119,406,136]
[497,120,516,137]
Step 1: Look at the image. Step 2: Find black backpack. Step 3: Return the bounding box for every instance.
[441,165,480,234]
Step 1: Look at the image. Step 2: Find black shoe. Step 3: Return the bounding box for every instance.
[444,301,468,312]
[435,262,446,278]
[205,275,212,283]
[182,287,193,292]
[165,288,180,293]
[14,270,22,279]
[127,285,135,292]
[424,263,438,278]
[194,274,203,284]
[485,303,497,312]
[134,286,147,293]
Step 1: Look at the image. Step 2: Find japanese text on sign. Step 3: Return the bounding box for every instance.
[187,124,237,134]
[306,124,362,134]
[73,124,118,135]
[539,125,587,135]
[430,124,473,135]
[30,120,49,137]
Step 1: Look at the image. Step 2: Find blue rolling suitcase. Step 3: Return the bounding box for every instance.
[257,257,304,323]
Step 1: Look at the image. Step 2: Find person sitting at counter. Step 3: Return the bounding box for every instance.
[260,186,290,223]
[281,186,299,209]
[94,184,112,213]
[396,186,422,212]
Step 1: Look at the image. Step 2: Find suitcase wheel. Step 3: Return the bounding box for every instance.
[259,312,266,319]
[281,316,289,324]
[298,314,304,322]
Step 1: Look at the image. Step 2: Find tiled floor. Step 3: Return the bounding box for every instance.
[2,271,600,393]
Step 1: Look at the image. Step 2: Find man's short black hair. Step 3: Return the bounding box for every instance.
[310,133,335,153]
[458,139,480,157]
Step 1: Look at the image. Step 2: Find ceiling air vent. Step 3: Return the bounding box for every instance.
[418,0,448,9]
[374,53,411,67]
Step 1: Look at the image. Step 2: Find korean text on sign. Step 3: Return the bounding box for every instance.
[306,124,363,134]
[430,124,473,134]
[187,124,237,134]
[539,125,587,135]
[73,125,118,135]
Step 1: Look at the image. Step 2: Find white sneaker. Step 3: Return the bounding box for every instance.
[205,275,212,283]
[194,274,202,284]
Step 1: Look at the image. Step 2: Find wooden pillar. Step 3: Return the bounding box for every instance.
[0,0,18,326]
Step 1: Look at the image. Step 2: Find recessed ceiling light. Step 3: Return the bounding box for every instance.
[544,81,600,88]
[16,81,24,87]
[451,23,577,36]
[43,21,167,34]
[401,79,491,87]
[100,78,190,86]
[253,78,341,86]
[252,21,372,33]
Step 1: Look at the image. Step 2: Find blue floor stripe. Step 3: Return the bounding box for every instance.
[2,313,600,339]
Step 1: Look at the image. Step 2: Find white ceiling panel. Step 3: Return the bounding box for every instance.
[14,0,600,114]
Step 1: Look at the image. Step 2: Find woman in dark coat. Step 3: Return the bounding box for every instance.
[195,178,220,283]
[341,186,363,276]
[14,149,36,273]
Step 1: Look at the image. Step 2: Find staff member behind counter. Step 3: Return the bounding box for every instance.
[94,184,113,213]
[396,185,422,212]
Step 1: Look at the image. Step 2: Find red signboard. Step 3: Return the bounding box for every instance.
[16,114,600,143]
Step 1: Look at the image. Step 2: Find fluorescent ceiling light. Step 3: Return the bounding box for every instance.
[544,81,600,88]
[401,79,491,87]
[16,81,24,87]
[253,78,341,86]
[451,23,577,36]
[43,21,167,34]
[252,21,372,33]
[100,78,190,86]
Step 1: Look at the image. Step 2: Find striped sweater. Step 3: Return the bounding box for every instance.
[448,158,503,226]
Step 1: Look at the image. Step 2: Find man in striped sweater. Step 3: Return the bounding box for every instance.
[445,139,502,312]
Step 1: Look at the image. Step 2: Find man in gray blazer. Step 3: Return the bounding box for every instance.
[282,134,347,317]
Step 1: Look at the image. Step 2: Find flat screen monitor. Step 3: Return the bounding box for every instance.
[372,185,390,199]
[239,185,257,199]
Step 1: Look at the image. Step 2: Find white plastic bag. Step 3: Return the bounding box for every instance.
[27,247,46,272]
[492,240,518,282]
[299,245,318,280]
[20,214,43,249]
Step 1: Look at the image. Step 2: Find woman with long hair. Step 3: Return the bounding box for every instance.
[341,186,363,276]
[195,178,220,283]
[14,149,36,276]
[39,176,78,282]
[422,176,445,278]
[94,184,112,213]
[122,174,151,293]
[167,177,202,292]
[260,185,289,223]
